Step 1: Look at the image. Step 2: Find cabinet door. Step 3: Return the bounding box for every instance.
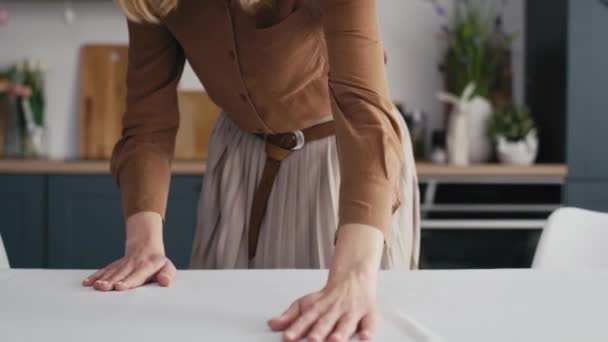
[48,175,124,269]
[567,1,608,179]
[0,175,46,268]
[164,176,201,269]
[565,181,608,213]
[47,175,202,269]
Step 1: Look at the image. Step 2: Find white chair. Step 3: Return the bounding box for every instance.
[0,233,9,269]
[533,207,608,269]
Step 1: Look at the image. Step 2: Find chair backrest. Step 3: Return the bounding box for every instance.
[533,207,608,269]
[0,233,9,269]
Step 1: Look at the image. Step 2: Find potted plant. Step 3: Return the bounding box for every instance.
[429,0,517,164]
[2,59,46,158]
[489,103,538,165]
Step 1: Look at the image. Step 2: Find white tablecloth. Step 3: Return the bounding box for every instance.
[1,269,607,341]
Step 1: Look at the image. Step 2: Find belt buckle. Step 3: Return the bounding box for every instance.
[291,130,305,151]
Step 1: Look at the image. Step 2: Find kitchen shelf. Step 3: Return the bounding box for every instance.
[417,162,567,184]
[0,159,567,179]
[0,159,207,175]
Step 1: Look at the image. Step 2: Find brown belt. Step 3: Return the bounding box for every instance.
[248,121,336,260]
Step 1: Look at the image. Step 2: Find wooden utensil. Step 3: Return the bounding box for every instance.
[78,44,128,159]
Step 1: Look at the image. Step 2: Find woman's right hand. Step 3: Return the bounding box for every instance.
[81,212,177,292]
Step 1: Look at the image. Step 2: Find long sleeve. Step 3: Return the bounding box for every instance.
[110,20,186,220]
[319,0,404,240]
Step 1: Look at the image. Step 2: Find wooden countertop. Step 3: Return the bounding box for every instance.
[0,159,567,179]
[0,159,207,175]
[416,162,567,178]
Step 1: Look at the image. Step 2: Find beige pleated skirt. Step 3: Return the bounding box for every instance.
[190,111,420,270]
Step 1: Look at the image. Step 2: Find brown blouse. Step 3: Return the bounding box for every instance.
[111,0,405,239]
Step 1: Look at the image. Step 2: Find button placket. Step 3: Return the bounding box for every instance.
[224,1,273,134]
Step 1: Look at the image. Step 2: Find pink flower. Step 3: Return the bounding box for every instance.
[12,84,32,98]
[0,8,8,26]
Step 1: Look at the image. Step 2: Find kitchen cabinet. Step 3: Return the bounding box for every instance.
[47,175,202,269]
[163,176,201,269]
[1,160,568,269]
[565,1,608,211]
[567,1,608,180]
[0,166,202,269]
[565,181,608,213]
[47,175,125,269]
[0,175,46,268]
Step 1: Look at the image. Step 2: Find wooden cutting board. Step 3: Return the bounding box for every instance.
[176,91,221,161]
[78,44,128,160]
[78,44,219,160]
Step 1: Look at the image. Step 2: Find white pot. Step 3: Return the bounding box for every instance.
[497,130,539,165]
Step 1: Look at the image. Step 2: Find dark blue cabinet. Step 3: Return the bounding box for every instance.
[565,1,608,211]
[47,175,202,269]
[47,176,125,269]
[164,176,201,269]
[0,175,46,268]
[565,181,608,213]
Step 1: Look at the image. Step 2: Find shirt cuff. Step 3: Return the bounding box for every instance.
[338,175,398,243]
[113,152,172,221]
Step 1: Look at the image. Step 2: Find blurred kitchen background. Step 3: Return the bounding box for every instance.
[1,0,604,270]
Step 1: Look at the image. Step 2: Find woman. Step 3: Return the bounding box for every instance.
[82,0,420,340]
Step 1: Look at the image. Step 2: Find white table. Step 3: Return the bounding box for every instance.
[1,270,607,341]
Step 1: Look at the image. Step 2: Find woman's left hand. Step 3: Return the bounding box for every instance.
[268,224,385,342]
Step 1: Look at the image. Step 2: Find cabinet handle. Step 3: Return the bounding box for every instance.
[601,0,608,8]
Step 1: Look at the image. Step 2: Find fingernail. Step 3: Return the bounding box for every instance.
[95,280,108,285]
[285,331,295,340]
[116,281,124,286]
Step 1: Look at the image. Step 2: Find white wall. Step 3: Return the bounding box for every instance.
[0,1,127,159]
[378,0,525,131]
[0,0,525,160]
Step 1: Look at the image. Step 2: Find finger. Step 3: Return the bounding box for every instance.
[113,262,157,291]
[82,268,108,287]
[156,261,177,287]
[306,304,342,342]
[82,260,120,286]
[93,264,125,292]
[268,300,302,331]
[105,264,137,290]
[329,314,360,342]
[284,300,331,342]
[358,312,379,340]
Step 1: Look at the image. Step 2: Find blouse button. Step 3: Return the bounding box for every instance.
[240,93,248,102]
[229,50,236,60]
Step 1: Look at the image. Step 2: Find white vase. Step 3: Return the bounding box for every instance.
[497,130,539,165]
[438,83,492,166]
[446,108,469,166]
[466,96,493,163]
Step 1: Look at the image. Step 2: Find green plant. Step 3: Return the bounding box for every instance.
[431,0,517,99]
[489,103,535,142]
